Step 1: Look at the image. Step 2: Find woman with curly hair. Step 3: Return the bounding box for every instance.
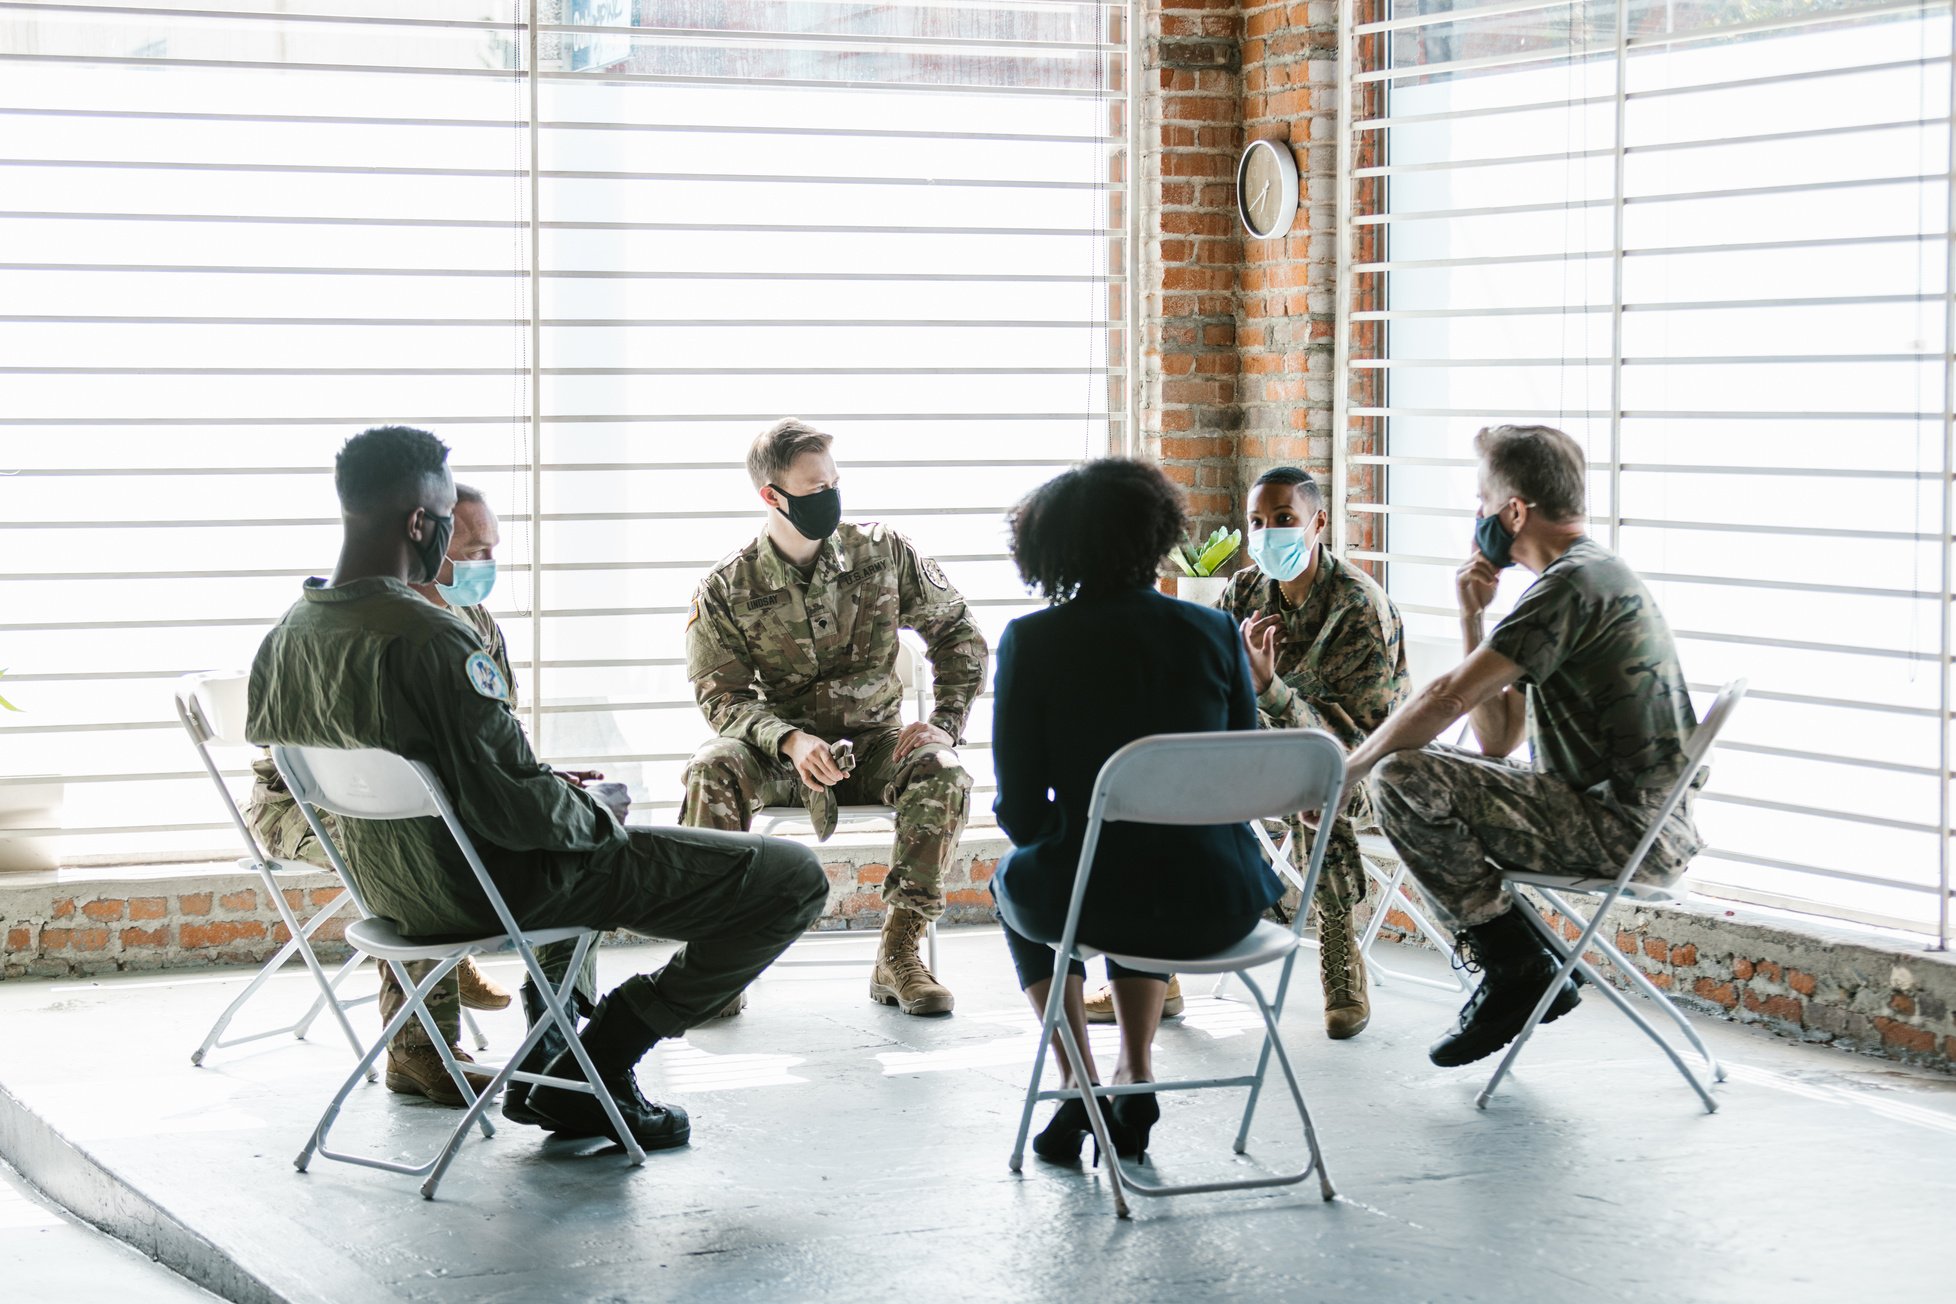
[990,458,1284,1165]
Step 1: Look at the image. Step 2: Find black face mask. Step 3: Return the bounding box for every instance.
[411,509,454,585]
[1474,508,1517,569]
[769,484,842,541]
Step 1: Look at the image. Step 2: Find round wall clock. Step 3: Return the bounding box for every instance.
[1236,138,1300,240]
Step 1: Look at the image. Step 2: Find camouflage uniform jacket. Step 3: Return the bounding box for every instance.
[685,523,989,754]
[248,577,626,937]
[1218,549,1411,750]
[248,600,516,842]
[1485,535,1704,862]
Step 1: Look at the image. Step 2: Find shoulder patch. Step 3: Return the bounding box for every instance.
[686,597,701,629]
[921,557,949,590]
[464,649,510,702]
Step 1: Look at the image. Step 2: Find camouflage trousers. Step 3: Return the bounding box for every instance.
[680,725,971,920]
[1370,744,1686,929]
[1279,809,1371,922]
[247,761,593,1050]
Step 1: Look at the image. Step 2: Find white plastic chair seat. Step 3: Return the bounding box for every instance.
[345,917,592,963]
[1504,870,1683,904]
[750,805,895,835]
[1083,921,1299,977]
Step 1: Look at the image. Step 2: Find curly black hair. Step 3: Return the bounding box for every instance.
[333,425,451,515]
[1008,458,1188,602]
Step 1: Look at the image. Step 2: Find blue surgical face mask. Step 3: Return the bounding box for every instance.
[436,558,497,608]
[1474,507,1517,569]
[1248,527,1314,583]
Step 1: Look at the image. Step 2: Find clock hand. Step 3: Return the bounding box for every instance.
[1251,180,1270,216]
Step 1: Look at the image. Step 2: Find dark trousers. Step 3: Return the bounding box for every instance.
[992,875,1261,991]
[525,825,828,1039]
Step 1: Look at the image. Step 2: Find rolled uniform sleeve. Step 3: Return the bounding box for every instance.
[397,629,625,856]
[893,534,989,743]
[1486,569,1583,686]
[686,580,800,758]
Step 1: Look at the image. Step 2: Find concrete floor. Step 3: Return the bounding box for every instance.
[1,1157,220,1303]
[0,927,1950,1304]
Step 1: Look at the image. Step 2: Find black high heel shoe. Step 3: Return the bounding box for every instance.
[1032,1095,1135,1166]
[1110,1091,1160,1160]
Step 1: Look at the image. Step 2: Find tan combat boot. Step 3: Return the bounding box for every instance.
[456,957,512,1011]
[1319,903,1370,1040]
[385,1044,495,1107]
[869,907,954,1015]
[1083,975,1185,1024]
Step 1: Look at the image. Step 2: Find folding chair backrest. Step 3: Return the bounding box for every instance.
[1683,679,1747,771]
[1093,729,1346,829]
[273,743,530,945]
[175,671,252,748]
[272,745,438,822]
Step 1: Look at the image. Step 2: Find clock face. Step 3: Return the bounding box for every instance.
[1237,139,1299,240]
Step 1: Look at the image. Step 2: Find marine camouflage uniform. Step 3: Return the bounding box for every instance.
[682,523,989,919]
[1218,549,1410,914]
[245,602,589,1049]
[1372,537,1706,927]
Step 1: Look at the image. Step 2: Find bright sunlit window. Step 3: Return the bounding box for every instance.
[1347,0,1954,938]
[0,1,1129,868]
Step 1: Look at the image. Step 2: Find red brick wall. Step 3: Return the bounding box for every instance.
[1144,0,1245,540]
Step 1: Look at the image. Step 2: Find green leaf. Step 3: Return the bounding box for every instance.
[0,668,16,713]
[1194,528,1241,576]
[1170,546,1197,577]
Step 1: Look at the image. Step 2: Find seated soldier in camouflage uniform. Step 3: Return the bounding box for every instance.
[1337,425,1705,1067]
[250,428,826,1151]
[682,419,989,1015]
[1084,467,1409,1039]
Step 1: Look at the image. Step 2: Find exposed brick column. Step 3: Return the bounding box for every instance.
[1140,0,1244,539]
[1237,1,1337,496]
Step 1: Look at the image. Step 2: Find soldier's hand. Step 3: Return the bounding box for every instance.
[894,720,953,763]
[783,730,847,789]
[554,769,604,789]
[1456,549,1500,619]
[1240,614,1282,694]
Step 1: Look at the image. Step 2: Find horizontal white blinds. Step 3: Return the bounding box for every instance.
[0,1,1127,866]
[1348,0,1956,939]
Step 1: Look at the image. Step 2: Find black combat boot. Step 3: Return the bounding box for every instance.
[501,980,572,1126]
[1428,908,1581,1068]
[525,992,690,1150]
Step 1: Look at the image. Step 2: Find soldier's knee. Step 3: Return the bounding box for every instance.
[683,738,752,788]
[765,841,828,922]
[1370,749,1427,798]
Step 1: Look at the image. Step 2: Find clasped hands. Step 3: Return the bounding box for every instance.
[782,722,952,789]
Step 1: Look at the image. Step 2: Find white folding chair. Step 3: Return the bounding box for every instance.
[273,743,646,1198]
[753,634,939,973]
[1007,729,1347,1220]
[174,672,375,1069]
[1478,679,1748,1115]
[1231,822,1467,997]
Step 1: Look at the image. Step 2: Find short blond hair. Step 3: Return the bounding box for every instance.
[747,418,834,490]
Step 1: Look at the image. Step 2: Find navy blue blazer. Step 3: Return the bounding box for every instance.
[989,585,1285,951]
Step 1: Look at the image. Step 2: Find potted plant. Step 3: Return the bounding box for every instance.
[1169,527,1241,606]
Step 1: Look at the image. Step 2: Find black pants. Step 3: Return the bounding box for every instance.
[526,825,828,1039]
[992,877,1262,991]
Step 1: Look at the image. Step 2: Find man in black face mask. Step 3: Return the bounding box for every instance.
[682,419,990,1016]
[1318,424,1706,1069]
[249,426,828,1151]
